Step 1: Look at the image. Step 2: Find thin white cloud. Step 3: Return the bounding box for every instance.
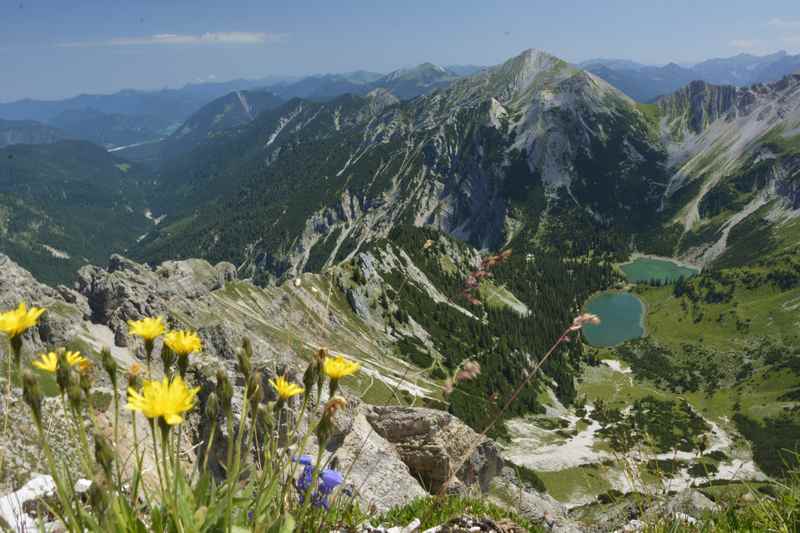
[58,32,285,48]
[768,17,800,29]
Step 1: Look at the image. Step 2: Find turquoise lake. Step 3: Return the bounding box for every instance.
[620,257,699,283]
[582,292,645,347]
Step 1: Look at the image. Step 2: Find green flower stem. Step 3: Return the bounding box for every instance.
[148,419,168,505]
[144,339,154,377]
[173,422,181,510]
[34,416,83,530]
[2,336,22,437]
[71,406,96,477]
[159,421,176,518]
[59,394,94,478]
[129,412,153,511]
[201,417,218,474]
[112,384,123,487]
[226,384,252,532]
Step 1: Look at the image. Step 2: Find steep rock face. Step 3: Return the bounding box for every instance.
[137,49,665,280]
[366,405,504,493]
[657,73,800,265]
[658,80,739,134]
[0,253,89,351]
[76,254,237,345]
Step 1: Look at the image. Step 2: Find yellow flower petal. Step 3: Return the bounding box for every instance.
[163,330,202,355]
[126,375,198,425]
[32,352,58,373]
[128,316,166,341]
[31,350,88,374]
[322,355,360,380]
[0,302,45,339]
[269,376,304,400]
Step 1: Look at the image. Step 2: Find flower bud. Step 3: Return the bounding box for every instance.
[22,370,43,425]
[100,348,118,389]
[94,432,114,479]
[127,363,142,392]
[316,396,347,449]
[216,369,233,414]
[79,364,94,394]
[177,354,190,379]
[302,359,319,400]
[205,391,219,420]
[161,344,177,376]
[56,351,71,394]
[256,404,273,432]
[11,335,23,366]
[68,382,83,411]
[247,371,263,409]
[236,339,253,380]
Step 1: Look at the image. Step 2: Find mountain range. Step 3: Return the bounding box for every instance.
[582,49,800,101]
[3,48,798,285]
[128,49,799,284]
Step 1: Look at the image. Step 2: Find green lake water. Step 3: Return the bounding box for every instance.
[620,257,699,283]
[582,292,645,347]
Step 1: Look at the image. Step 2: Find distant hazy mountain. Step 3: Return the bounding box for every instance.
[691,50,800,86]
[585,50,800,101]
[0,118,68,148]
[114,89,285,166]
[0,77,289,124]
[270,72,383,101]
[584,63,698,102]
[579,58,649,71]
[269,63,463,102]
[444,64,487,76]
[375,63,460,99]
[48,108,174,148]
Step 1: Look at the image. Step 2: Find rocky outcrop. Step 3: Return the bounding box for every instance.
[658,80,739,134]
[0,253,89,352]
[366,405,503,493]
[76,254,236,345]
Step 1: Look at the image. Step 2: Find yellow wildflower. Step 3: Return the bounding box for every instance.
[322,355,360,380]
[0,303,45,339]
[164,330,202,355]
[126,376,199,425]
[32,351,88,373]
[269,376,304,400]
[127,316,165,341]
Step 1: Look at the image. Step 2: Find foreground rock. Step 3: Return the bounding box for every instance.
[366,405,503,493]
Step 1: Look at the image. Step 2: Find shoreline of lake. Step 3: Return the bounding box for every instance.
[619,252,702,272]
[617,255,701,285]
[582,290,647,347]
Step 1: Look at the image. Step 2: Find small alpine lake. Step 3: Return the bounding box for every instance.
[582,291,645,347]
[619,257,700,284]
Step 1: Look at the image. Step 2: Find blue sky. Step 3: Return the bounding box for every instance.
[1,0,799,102]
